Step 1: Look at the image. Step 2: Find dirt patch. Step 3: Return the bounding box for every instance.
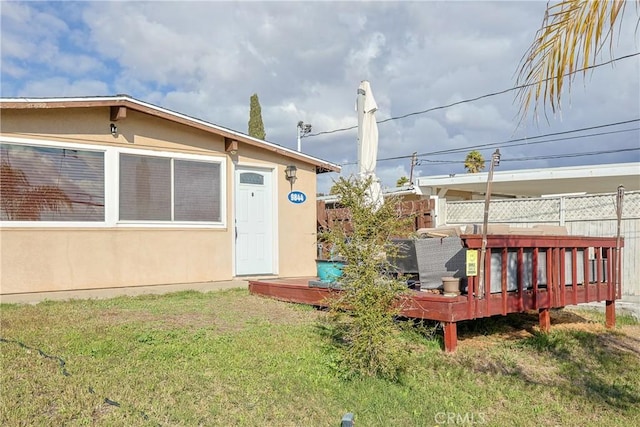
[457,309,640,355]
[94,294,323,332]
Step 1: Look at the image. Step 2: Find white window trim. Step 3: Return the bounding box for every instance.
[0,136,227,229]
[116,147,226,228]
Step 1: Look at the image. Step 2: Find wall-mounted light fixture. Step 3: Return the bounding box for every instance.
[225,138,238,155]
[110,123,118,136]
[285,164,297,190]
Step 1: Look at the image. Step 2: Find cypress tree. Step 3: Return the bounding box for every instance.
[248,93,266,140]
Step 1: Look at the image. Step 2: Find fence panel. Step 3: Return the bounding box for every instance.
[317,199,434,234]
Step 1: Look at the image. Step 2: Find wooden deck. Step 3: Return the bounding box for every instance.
[249,234,623,352]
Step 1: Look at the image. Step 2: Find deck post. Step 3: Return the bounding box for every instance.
[539,308,551,333]
[605,300,616,329]
[443,322,457,353]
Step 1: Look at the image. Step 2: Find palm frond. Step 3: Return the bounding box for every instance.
[516,0,634,124]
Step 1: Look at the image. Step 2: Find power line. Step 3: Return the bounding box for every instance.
[415,128,639,164]
[411,146,640,165]
[305,52,640,138]
[418,125,640,157]
[418,118,640,156]
[339,119,640,165]
[504,147,640,162]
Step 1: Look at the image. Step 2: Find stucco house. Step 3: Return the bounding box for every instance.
[0,95,340,296]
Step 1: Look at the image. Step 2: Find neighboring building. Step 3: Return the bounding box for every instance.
[417,164,640,301]
[417,162,640,228]
[0,95,340,295]
[417,162,640,201]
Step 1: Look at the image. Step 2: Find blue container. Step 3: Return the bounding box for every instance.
[316,259,345,283]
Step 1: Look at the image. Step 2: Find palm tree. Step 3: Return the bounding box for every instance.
[396,176,410,187]
[0,157,71,220]
[464,150,485,173]
[517,0,638,121]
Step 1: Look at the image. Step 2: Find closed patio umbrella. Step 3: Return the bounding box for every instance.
[356,80,383,210]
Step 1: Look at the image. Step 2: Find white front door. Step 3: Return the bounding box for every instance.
[235,167,274,275]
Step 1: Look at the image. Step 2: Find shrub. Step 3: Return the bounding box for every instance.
[320,177,414,380]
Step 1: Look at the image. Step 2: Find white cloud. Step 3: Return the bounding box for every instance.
[18,77,109,97]
[1,0,638,195]
[347,32,386,78]
[445,102,512,132]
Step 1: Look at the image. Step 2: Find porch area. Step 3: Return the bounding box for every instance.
[249,234,623,352]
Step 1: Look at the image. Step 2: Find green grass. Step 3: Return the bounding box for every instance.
[1,289,639,426]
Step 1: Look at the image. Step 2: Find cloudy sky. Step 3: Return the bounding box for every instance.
[1,0,639,193]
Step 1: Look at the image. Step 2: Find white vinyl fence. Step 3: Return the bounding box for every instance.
[445,191,640,301]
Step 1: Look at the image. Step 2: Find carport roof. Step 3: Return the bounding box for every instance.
[417,163,640,197]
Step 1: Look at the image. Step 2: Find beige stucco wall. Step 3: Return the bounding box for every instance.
[0,229,232,293]
[0,107,319,294]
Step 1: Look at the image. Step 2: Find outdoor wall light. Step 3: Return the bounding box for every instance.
[110,123,118,136]
[225,138,238,156]
[285,164,298,189]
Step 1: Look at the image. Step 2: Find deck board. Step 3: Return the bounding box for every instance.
[249,279,614,323]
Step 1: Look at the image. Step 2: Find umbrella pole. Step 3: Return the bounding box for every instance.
[357,85,365,177]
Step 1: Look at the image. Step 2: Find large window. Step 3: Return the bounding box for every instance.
[119,154,221,222]
[0,143,104,221]
[0,139,225,227]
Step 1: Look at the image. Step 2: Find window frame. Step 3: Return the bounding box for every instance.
[0,136,226,229]
[1,137,109,228]
[116,146,226,228]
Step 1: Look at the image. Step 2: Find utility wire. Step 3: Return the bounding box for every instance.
[418,120,639,157]
[417,128,639,158]
[339,119,640,165]
[305,52,640,138]
[504,147,640,162]
[411,146,640,165]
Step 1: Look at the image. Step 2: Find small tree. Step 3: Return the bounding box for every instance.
[248,93,266,140]
[396,176,409,187]
[464,150,485,173]
[320,176,413,380]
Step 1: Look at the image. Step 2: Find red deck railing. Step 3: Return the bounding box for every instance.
[249,234,624,352]
[459,234,623,316]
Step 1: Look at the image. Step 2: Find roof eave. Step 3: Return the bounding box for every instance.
[0,96,341,174]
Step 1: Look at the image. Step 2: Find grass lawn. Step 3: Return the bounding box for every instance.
[1,288,639,426]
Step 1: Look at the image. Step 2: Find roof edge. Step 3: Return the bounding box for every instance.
[0,95,341,174]
[417,162,640,186]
